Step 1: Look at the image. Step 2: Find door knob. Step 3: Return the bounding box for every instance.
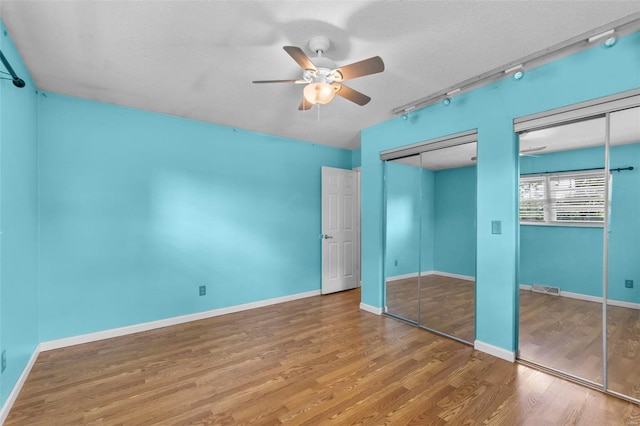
[323,234,333,239]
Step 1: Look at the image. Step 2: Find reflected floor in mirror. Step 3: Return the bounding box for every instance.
[519,289,640,400]
[386,274,475,343]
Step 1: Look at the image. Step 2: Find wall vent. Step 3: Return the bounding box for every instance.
[531,284,560,296]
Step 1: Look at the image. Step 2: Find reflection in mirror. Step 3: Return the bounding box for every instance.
[384,156,421,323]
[418,143,476,343]
[606,106,640,401]
[518,115,606,385]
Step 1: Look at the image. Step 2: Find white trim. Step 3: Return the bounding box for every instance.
[519,285,640,310]
[429,271,475,281]
[608,299,640,310]
[359,303,383,315]
[474,340,516,363]
[40,290,321,351]
[387,270,474,282]
[0,344,41,424]
[385,272,420,282]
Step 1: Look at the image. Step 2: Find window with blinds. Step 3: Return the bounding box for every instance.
[519,170,608,225]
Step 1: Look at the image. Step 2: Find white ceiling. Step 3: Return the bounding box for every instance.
[2,1,640,150]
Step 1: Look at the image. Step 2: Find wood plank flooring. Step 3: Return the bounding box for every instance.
[6,288,640,425]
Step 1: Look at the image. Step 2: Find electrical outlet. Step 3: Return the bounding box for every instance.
[625,279,634,289]
[199,285,206,296]
[1,350,6,373]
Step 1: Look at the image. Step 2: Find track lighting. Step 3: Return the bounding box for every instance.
[588,29,615,43]
[443,98,451,106]
[505,65,524,80]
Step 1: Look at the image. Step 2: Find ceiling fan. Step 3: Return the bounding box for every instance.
[253,36,384,110]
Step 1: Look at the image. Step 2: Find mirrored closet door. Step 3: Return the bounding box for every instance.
[383,131,477,344]
[384,155,422,323]
[518,115,606,385]
[517,93,640,404]
[606,106,640,401]
[418,145,476,343]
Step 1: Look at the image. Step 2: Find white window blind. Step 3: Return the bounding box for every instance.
[519,170,608,225]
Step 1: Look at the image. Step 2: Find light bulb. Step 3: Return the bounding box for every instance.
[303,83,336,105]
[513,70,524,80]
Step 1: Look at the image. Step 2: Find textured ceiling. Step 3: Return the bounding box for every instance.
[2,1,640,150]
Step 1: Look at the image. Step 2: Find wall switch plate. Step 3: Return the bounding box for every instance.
[394,260,398,267]
[625,279,634,289]
[199,285,206,296]
[1,350,6,373]
[491,220,502,235]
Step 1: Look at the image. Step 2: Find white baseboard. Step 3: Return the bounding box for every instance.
[387,270,474,282]
[474,340,516,363]
[360,303,383,315]
[0,344,41,424]
[428,271,475,281]
[385,272,420,282]
[520,284,640,310]
[40,289,321,351]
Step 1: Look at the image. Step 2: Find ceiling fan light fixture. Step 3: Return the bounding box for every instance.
[304,82,336,105]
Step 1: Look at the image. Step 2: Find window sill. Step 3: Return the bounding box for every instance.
[520,222,604,228]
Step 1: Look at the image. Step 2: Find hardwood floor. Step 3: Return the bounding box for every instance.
[386,274,475,343]
[6,288,640,425]
[519,289,640,400]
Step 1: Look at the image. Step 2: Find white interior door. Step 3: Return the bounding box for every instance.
[321,166,358,294]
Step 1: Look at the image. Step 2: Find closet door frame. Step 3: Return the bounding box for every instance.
[381,129,478,345]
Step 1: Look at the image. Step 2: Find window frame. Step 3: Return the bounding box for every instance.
[519,169,610,228]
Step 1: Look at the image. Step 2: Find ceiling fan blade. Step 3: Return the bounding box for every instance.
[298,97,314,111]
[283,46,317,71]
[332,83,371,106]
[333,56,384,81]
[252,79,306,84]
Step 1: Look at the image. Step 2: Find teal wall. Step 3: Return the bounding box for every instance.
[384,163,475,281]
[37,93,352,341]
[433,165,476,277]
[384,161,422,277]
[520,143,640,303]
[384,161,436,278]
[362,31,640,352]
[351,148,361,169]
[608,143,640,303]
[0,22,39,407]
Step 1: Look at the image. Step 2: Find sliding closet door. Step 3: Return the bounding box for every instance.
[384,156,422,323]
[418,144,477,343]
[606,106,640,402]
[518,115,606,385]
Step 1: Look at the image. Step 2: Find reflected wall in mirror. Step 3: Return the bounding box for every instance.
[384,138,477,344]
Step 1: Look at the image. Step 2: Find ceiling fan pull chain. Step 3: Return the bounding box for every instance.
[317,104,321,122]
